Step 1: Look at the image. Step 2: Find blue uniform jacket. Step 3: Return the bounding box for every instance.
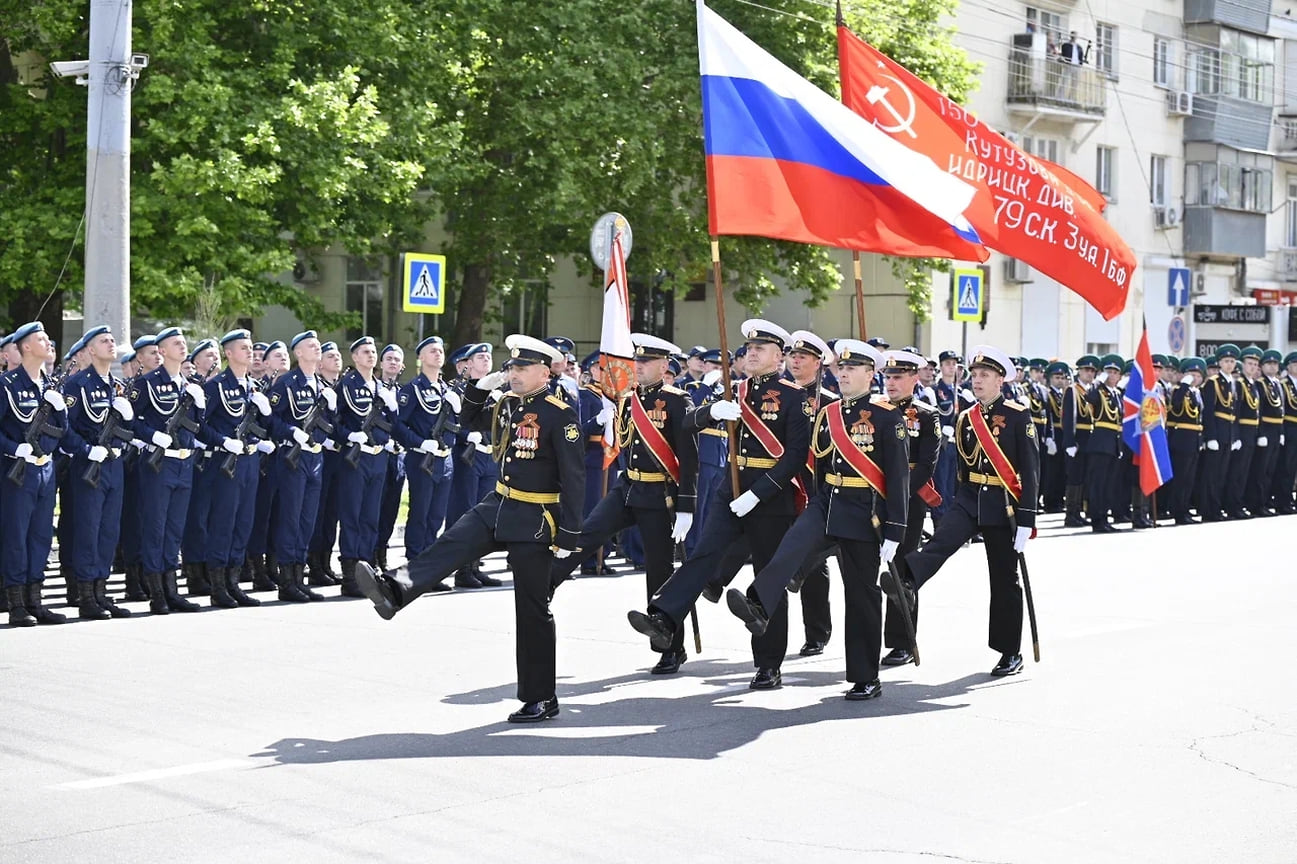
[62,367,128,458]
[266,367,333,446]
[0,367,73,457]
[128,366,203,450]
[332,369,393,447]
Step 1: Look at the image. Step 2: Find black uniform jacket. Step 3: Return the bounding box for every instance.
[810,393,909,543]
[613,380,698,512]
[952,396,1040,529]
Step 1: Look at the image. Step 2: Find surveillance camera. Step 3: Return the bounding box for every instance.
[129,53,149,69]
[49,60,90,79]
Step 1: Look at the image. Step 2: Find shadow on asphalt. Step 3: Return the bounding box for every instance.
[253,663,994,764]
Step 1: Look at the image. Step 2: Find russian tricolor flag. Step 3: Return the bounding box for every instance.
[1122,322,1174,495]
[698,1,986,260]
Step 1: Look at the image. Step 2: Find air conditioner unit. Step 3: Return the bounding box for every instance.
[1004,257,1032,283]
[291,254,321,284]
[1153,205,1180,228]
[1165,89,1193,117]
[1280,248,1297,281]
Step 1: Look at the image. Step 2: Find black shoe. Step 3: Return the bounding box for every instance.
[507,697,559,724]
[475,572,503,587]
[880,568,917,606]
[1132,517,1154,529]
[145,573,170,615]
[275,564,311,603]
[1063,516,1089,528]
[26,583,66,625]
[250,556,276,592]
[209,566,239,608]
[650,649,687,675]
[163,571,200,612]
[1255,507,1277,518]
[222,567,261,607]
[427,580,453,593]
[293,564,325,601]
[627,610,675,653]
[845,679,882,701]
[6,587,36,627]
[123,565,149,602]
[701,581,724,604]
[725,588,769,637]
[880,647,914,667]
[990,653,1024,676]
[799,640,827,657]
[1092,522,1120,534]
[454,569,482,588]
[78,590,111,620]
[307,553,341,586]
[749,668,782,690]
[93,579,131,618]
[338,559,366,598]
[1174,516,1199,525]
[353,560,401,620]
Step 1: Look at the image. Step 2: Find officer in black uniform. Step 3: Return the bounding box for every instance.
[725,338,908,699]
[353,334,585,724]
[1246,349,1285,516]
[1061,355,1098,527]
[878,349,940,668]
[1198,344,1238,522]
[550,334,698,673]
[627,319,810,691]
[1225,345,1262,519]
[1274,351,1297,514]
[1084,355,1125,533]
[1166,357,1205,524]
[904,345,1038,677]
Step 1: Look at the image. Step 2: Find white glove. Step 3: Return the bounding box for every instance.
[87,445,108,463]
[111,396,134,421]
[702,369,723,386]
[1257,436,1268,447]
[185,382,206,409]
[320,388,337,411]
[1014,526,1032,552]
[941,425,955,440]
[1046,439,1058,456]
[466,431,483,445]
[416,439,436,454]
[596,405,614,426]
[1066,446,1077,458]
[442,390,462,413]
[347,431,369,444]
[221,437,243,454]
[379,388,398,412]
[552,548,572,559]
[43,389,66,411]
[1282,435,1287,446]
[383,441,398,453]
[249,391,271,416]
[880,539,899,565]
[256,440,276,454]
[1232,439,1242,451]
[322,438,338,452]
[15,442,33,459]
[729,490,760,517]
[476,371,507,392]
[671,512,694,543]
[1206,439,1220,451]
[960,388,975,403]
[151,430,173,449]
[292,427,311,446]
[710,400,742,422]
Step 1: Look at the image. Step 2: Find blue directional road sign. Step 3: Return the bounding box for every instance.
[402,253,446,314]
[953,268,983,322]
[1168,267,1191,307]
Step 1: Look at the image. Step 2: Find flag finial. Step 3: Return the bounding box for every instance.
[836,0,845,26]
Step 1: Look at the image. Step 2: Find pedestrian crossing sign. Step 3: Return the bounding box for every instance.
[952,268,983,322]
[402,253,447,314]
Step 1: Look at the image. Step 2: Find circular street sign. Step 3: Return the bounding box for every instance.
[589,212,632,271]
[1168,315,1186,354]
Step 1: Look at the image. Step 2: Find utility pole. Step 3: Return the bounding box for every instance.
[51,0,145,345]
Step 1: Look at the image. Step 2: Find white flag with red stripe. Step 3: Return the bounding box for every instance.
[599,233,635,467]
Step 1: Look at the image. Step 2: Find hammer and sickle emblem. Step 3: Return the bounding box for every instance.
[865,75,918,139]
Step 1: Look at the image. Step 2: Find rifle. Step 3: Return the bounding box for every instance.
[220,374,270,479]
[343,374,394,468]
[419,382,461,476]
[8,361,75,486]
[146,357,218,472]
[82,378,136,489]
[282,380,338,472]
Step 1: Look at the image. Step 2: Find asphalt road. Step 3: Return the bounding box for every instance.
[2,513,1295,863]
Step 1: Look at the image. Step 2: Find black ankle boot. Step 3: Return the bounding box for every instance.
[208,565,239,608]
[6,586,36,627]
[163,571,200,612]
[224,567,260,607]
[250,555,276,591]
[294,563,324,601]
[78,584,111,620]
[63,568,79,606]
[276,563,310,603]
[145,573,170,614]
[308,552,339,586]
[186,562,211,596]
[93,578,131,618]
[124,564,149,601]
[339,559,365,598]
[27,582,67,625]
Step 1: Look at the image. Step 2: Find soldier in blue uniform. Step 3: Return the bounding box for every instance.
[334,336,397,597]
[1225,345,1262,520]
[1199,344,1239,522]
[268,330,338,601]
[687,354,729,557]
[307,341,345,586]
[245,340,287,590]
[1084,355,1125,533]
[575,351,618,576]
[1247,349,1285,516]
[353,335,585,724]
[62,326,134,619]
[1,322,72,626]
[119,334,159,601]
[1166,357,1205,524]
[1062,355,1098,527]
[53,332,90,606]
[628,319,810,691]
[181,337,220,596]
[931,350,963,527]
[391,336,461,567]
[444,342,500,588]
[197,329,273,608]
[1274,351,1297,514]
[374,344,406,573]
[904,345,1038,677]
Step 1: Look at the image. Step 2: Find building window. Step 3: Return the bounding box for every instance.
[1185,161,1273,212]
[1095,23,1118,79]
[1025,6,1066,48]
[1096,146,1115,200]
[1185,29,1275,104]
[1153,37,1174,87]
[1149,155,1167,207]
[1286,177,1297,248]
[345,257,384,343]
[1087,342,1116,357]
[1021,134,1060,164]
[500,283,549,339]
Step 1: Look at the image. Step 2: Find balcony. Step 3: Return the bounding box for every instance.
[1183,0,1272,36]
[1183,207,1266,258]
[1278,115,1297,153]
[1007,53,1106,119]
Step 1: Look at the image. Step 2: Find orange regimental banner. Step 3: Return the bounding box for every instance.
[837,25,1133,321]
[966,406,1023,501]
[825,402,888,497]
[629,392,681,484]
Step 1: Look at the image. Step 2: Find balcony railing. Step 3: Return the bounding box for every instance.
[1007,53,1106,117]
[1279,115,1297,152]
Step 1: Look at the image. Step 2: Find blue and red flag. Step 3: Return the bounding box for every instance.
[697,1,987,261]
[1122,322,1174,495]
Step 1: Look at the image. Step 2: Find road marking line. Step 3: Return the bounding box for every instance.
[52,758,254,790]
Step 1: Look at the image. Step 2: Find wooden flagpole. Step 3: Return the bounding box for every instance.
[711,239,741,496]
[853,252,868,340]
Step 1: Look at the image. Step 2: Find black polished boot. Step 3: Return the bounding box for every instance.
[1063,485,1089,528]
[93,578,131,618]
[224,567,260,607]
[307,552,339,586]
[250,555,276,592]
[63,568,79,606]
[27,582,67,625]
[163,571,201,612]
[275,563,310,603]
[145,573,170,614]
[374,550,390,577]
[294,564,324,601]
[339,559,366,598]
[208,565,239,608]
[186,561,211,596]
[78,583,111,620]
[123,564,149,601]
[6,586,36,627]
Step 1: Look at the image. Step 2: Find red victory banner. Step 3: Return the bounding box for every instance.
[837,24,1134,321]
